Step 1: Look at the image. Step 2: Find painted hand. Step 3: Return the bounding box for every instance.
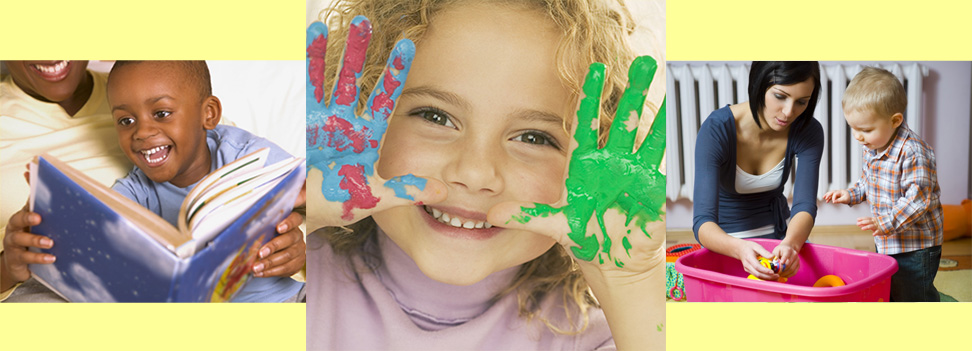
[305,17,445,229]
[488,56,666,275]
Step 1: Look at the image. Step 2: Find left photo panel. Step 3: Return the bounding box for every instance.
[0,60,308,302]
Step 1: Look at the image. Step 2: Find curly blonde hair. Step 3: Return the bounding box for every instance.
[316,0,640,335]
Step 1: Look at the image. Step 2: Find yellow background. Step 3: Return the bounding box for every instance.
[2,0,969,350]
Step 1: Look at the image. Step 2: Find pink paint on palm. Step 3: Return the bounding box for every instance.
[334,21,371,106]
[322,116,378,153]
[308,34,327,103]
[338,164,380,220]
[370,71,402,119]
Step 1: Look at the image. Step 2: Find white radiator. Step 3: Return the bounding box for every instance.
[665,62,928,201]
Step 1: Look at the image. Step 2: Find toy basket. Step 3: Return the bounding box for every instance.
[674,239,898,302]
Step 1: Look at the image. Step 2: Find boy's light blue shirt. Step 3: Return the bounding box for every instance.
[112,124,303,302]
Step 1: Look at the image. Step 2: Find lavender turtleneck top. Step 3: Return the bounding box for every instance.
[306,227,616,350]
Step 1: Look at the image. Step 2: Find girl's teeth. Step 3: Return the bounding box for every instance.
[425,206,492,229]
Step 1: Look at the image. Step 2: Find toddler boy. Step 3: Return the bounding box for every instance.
[823,66,943,302]
[106,61,304,302]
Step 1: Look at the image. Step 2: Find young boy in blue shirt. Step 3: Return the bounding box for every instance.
[823,66,943,302]
[106,61,304,302]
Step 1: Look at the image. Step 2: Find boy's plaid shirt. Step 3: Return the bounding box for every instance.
[847,125,943,255]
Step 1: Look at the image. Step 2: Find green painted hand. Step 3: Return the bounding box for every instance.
[488,56,666,270]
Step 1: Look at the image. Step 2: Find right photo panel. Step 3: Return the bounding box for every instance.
[665,61,971,303]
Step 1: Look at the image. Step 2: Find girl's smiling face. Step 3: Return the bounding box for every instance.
[373,3,572,285]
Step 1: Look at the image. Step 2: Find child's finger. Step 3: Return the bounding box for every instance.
[308,168,447,227]
[636,98,666,166]
[606,56,657,155]
[254,232,306,277]
[275,211,305,236]
[306,21,329,105]
[573,63,605,155]
[380,174,445,204]
[487,201,572,247]
[364,38,414,125]
[327,15,372,116]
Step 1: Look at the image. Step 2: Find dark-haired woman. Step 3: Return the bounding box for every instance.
[692,61,824,281]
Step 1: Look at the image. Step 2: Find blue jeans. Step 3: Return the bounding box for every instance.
[888,245,942,302]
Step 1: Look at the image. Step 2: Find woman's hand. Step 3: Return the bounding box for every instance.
[305,17,445,229]
[1,208,54,291]
[488,56,666,350]
[735,240,779,280]
[771,241,800,278]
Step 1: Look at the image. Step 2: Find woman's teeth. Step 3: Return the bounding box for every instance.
[32,61,68,74]
[426,206,492,229]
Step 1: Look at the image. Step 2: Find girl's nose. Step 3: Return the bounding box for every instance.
[442,141,504,195]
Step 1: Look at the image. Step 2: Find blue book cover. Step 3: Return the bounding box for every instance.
[27,152,305,302]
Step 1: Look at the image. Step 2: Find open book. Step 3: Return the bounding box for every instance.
[27,148,305,302]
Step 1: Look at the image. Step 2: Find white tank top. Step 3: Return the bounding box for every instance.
[726,158,785,238]
[735,158,785,194]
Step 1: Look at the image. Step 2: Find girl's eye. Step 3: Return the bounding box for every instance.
[153,111,171,119]
[117,117,135,127]
[513,131,561,150]
[413,108,456,128]
[774,94,786,100]
[797,100,809,106]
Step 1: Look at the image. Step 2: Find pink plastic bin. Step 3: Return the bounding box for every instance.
[674,239,898,302]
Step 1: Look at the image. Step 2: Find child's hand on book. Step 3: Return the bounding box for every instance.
[1,208,54,291]
[305,17,446,229]
[253,186,306,278]
[488,56,667,279]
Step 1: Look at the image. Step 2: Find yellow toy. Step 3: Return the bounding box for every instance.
[813,275,846,287]
[746,256,787,283]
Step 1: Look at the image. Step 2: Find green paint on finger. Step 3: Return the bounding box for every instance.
[513,56,666,268]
